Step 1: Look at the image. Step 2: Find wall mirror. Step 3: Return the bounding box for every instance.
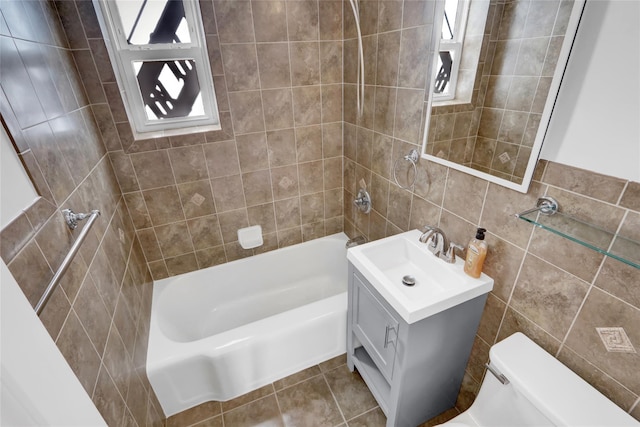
[421,0,586,193]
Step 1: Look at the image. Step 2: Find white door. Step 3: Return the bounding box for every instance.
[0,260,106,426]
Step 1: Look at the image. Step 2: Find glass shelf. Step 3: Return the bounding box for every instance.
[517,210,640,270]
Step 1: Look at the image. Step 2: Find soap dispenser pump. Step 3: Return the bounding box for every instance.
[464,228,488,278]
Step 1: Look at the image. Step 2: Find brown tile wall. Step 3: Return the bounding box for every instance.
[2,0,639,423]
[344,0,640,420]
[427,0,573,184]
[0,1,163,425]
[63,0,345,280]
[343,0,437,240]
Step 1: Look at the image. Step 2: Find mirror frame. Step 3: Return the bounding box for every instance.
[421,0,587,193]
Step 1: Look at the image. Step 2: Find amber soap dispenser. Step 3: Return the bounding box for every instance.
[464,228,488,278]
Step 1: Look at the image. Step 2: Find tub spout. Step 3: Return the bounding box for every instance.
[346,236,367,248]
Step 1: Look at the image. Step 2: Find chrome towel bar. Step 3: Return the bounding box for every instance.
[35,209,100,316]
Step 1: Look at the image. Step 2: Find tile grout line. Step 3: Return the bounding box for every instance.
[243,0,272,254]
[321,371,349,426]
[630,396,640,415]
[186,142,224,267]
[491,182,544,348]
[188,360,354,425]
[316,0,327,240]
[166,144,200,266]
[556,225,614,355]
[209,0,245,265]
[272,385,285,426]
[281,0,301,248]
[344,405,381,424]
[126,152,171,277]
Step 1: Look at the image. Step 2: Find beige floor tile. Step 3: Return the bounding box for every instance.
[221,384,275,413]
[324,365,378,420]
[274,365,322,390]
[346,407,386,427]
[223,394,284,427]
[277,375,344,427]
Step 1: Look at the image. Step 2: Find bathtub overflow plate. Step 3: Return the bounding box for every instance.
[402,275,416,286]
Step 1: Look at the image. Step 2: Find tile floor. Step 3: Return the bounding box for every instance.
[165,354,460,427]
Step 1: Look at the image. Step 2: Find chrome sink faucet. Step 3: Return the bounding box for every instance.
[419,226,464,263]
[419,226,448,256]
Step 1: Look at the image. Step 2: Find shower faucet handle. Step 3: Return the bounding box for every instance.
[353,188,372,214]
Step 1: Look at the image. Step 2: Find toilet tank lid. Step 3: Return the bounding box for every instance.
[490,333,638,427]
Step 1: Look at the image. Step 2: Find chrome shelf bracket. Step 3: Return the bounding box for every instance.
[515,196,559,218]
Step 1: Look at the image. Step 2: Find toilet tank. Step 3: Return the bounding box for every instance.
[479,332,638,427]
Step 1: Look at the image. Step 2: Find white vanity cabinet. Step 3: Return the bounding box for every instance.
[347,263,488,427]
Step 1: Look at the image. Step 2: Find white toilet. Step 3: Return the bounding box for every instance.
[439,333,639,427]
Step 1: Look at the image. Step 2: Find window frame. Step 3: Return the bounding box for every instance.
[92,0,220,140]
[434,0,470,102]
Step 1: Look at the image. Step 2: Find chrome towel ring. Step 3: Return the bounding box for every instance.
[393,149,419,190]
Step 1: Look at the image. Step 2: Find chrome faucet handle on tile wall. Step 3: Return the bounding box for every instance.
[353,188,372,214]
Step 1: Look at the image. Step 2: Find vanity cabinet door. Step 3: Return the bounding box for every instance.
[351,272,399,382]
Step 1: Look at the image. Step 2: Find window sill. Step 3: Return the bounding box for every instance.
[130,122,222,141]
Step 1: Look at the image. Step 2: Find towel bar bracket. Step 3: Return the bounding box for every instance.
[63,208,100,230]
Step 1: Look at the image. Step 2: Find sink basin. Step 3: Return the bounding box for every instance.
[347,229,494,323]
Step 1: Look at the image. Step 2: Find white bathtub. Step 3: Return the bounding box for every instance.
[147,233,349,416]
